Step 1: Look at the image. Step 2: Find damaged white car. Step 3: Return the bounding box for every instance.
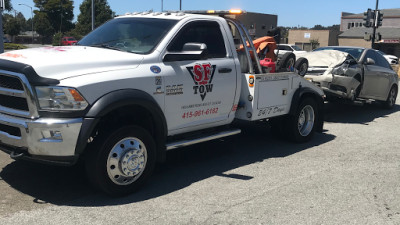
[301,46,398,108]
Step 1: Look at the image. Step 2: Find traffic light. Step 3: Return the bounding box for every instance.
[363,8,372,27]
[376,10,383,27]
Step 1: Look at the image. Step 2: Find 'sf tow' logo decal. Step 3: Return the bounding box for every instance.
[187,63,216,101]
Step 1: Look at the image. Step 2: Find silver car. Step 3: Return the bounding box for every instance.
[303,46,398,108]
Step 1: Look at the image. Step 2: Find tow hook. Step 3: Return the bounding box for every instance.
[10,151,25,159]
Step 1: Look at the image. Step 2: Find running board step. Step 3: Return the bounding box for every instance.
[166,129,241,151]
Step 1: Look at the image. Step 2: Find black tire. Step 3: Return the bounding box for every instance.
[85,125,156,196]
[286,97,318,143]
[278,52,296,72]
[382,85,397,109]
[294,57,308,76]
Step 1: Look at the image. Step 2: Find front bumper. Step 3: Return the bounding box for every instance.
[305,74,360,99]
[0,113,82,164]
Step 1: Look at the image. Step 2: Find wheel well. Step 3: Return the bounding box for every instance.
[93,105,155,139]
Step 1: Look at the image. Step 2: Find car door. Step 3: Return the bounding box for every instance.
[162,20,237,133]
[360,50,392,99]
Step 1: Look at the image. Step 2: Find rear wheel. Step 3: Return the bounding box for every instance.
[85,125,156,196]
[382,85,397,109]
[286,98,318,142]
[278,52,296,72]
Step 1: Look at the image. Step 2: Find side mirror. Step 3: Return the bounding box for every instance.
[365,58,375,65]
[163,43,208,62]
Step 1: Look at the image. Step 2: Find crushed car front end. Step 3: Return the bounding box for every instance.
[304,50,362,100]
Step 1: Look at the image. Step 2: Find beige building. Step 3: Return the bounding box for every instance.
[339,8,400,57]
[288,30,340,51]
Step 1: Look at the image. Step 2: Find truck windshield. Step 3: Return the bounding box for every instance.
[78,18,177,54]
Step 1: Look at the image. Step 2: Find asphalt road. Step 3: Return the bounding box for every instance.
[0,94,400,224]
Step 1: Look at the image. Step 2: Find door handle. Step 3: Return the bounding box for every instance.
[218,68,232,73]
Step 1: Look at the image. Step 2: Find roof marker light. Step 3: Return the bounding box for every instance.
[229,9,242,14]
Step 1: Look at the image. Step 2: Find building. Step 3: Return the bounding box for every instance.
[339,8,400,56]
[288,30,340,51]
[226,12,277,38]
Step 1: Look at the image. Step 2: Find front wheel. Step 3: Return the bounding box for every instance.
[286,97,318,142]
[382,85,397,109]
[85,125,156,196]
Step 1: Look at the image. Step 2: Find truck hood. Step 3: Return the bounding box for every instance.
[0,46,144,80]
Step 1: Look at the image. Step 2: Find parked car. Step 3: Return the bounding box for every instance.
[61,36,77,45]
[376,50,399,65]
[302,46,398,108]
[274,44,306,58]
[3,37,11,43]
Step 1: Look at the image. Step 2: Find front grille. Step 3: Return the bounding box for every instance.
[0,75,24,90]
[0,123,21,137]
[0,95,29,111]
[0,72,36,118]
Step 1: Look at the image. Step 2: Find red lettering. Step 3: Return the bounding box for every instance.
[193,64,203,83]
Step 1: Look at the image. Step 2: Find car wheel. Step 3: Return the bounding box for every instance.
[286,97,318,142]
[85,125,156,196]
[382,85,397,109]
[279,52,296,72]
[294,57,308,76]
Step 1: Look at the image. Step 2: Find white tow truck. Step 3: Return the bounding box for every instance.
[0,10,324,195]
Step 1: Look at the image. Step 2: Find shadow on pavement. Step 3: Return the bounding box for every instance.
[0,123,335,207]
[324,102,400,124]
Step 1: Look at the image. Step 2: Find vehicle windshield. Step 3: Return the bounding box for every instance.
[78,18,178,54]
[68,38,76,41]
[313,47,364,60]
[291,45,302,51]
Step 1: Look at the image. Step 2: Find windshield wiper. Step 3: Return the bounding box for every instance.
[90,44,125,52]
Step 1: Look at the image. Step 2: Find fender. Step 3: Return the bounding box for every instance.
[289,87,324,132]
[75,89,168,161]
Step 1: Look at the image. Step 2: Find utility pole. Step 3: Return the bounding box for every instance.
[91,0,95,30]
[180,0,182,10]
[161,0,163,12]
[371,0,379,48]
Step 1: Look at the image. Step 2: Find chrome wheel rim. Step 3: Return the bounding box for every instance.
[388,88,397,106]
[106,137,147,185]
[298,105,315,136]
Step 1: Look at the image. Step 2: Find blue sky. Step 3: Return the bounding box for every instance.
[13,0,400,27]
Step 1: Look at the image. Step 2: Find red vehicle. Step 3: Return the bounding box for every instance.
[61,36,77,45]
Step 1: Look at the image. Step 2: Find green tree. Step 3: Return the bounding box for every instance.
[4,16,21,38]
[34,12,54,38]
[33,0,74,35]
[3,0,12,11]
[15,12,26,32]
[75,0,114,36]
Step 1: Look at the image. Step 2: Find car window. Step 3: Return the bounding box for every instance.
[168,21,227,58]
[291,45,302,51]
[278,45,291,51]
[364,50,391,69]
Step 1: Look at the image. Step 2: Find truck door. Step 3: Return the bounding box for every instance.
[162,20,237,133]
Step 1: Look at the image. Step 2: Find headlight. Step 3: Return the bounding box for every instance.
[35,86,88,111]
